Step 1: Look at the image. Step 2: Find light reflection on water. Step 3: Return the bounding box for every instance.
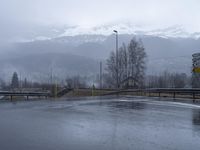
[0,98,200,150]
[192,109,200,138]
[193,109,200,125]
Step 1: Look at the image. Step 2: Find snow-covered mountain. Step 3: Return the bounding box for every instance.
[1,23,200,81]
[58,24,200,39]
[19,23,200,43]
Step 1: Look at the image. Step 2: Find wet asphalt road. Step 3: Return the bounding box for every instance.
[0,96,200,150]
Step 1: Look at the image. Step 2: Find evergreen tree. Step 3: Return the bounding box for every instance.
[11,72,19,89]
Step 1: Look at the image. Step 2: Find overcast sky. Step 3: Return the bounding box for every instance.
[1,0,200,43]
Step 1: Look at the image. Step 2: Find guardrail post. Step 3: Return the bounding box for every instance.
[193,92,195,102]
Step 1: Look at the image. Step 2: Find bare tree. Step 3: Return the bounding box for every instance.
[119,43,128,81]
[127,38,146,88]
[106,38,146,88]
[146,71,188,88]
[105,51,118,88]
[0,78,6,90]
[65,75,87,89]
[172,73,187,88]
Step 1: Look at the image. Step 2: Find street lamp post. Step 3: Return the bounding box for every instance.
[113,30,119,88]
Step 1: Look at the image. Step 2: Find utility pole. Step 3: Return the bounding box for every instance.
[100,61,102,89]
[19,71,22,92]
[50,66,53,86]
[113,30,119,88]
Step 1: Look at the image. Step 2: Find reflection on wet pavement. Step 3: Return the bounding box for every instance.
[0,97,200,150]
[193,109,200,125]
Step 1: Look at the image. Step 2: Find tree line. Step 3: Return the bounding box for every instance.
[146,71,190,88]
[0,37,195,90]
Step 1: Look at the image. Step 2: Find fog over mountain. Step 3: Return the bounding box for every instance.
[1,0,200,82]
[0,24,199,81]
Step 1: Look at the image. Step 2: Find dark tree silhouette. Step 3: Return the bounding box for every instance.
[11,72,19,89]
[106,38,147,88]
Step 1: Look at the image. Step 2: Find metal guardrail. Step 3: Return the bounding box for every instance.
[144,88,200,101]
[103,88,200,101]
[146,88,200,92]
[2,88,199,101]
[0,91,50,100]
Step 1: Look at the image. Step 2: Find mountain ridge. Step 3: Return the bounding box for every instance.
[16,24,200,43]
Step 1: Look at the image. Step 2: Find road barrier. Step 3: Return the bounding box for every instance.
[103,88,200,102]
[0,91,50,100]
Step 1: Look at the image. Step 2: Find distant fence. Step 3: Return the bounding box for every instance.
[145,88,200,100]
[2,88,199,101]
[103,88,200,101]
[0,91,50,100]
